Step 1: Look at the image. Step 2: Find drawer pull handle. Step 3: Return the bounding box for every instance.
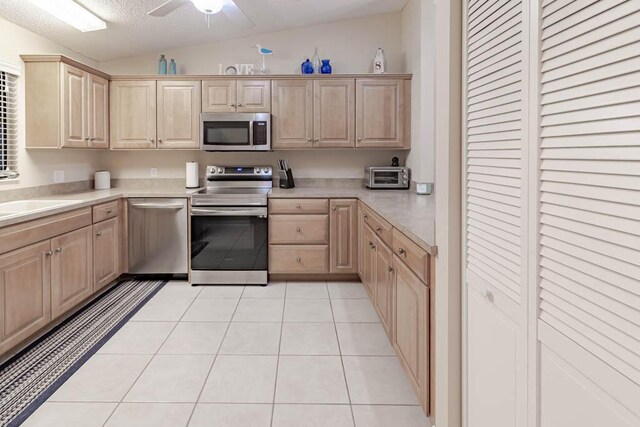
[96,232,102,237]
[398,248,406,255]
[296,227,301,232]
[375,227,381,232]
[387,266,393,272]
[106,209,113,214]
[296,257,301,263]
[46,250,53,256]
[55,247,62,253]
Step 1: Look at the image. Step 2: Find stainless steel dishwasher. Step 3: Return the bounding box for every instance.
[128,198,188,275]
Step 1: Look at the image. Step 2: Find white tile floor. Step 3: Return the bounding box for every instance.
[24,281,430,427]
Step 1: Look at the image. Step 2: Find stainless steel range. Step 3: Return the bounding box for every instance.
[190,165,272,285]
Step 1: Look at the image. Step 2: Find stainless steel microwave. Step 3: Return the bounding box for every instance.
[201,113,271,151]
[365,166,410,189]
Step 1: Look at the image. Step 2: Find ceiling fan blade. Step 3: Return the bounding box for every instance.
[148,0,190,17]
[222,0,255,29]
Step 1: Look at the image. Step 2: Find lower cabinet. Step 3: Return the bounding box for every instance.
[329,199,358,273]
[394,253,429,409]
[0,241,51,354]
[374,234,394,338]
[51,226,93,319]
[93,217,120,292]
[362,224,376,297]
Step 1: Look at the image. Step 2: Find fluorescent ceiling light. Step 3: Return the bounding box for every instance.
[26,0,107,32]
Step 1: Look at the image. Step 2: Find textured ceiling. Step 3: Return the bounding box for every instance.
[0,0,408,61]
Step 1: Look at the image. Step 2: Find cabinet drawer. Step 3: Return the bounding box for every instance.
[93,200,119,223]
[269,215,328,244]
[393,228,429,284]
[269,199,329,215]
[362,204,393,247]
[269,245,329,273]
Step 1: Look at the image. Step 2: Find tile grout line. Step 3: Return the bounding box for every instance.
[327,282,358,427]
[99,282,203,427]
[269,281,288,427]
[184,285,246,427]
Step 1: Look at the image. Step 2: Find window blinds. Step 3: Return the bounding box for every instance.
[0,70,18,179]
[538,0,640,403]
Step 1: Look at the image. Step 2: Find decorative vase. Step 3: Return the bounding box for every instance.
[320,59,332,74]
[373,48,386,74]
[311,47,321,74]
[301,58,314,74]
[158,54,167,75]
[169,59,177,75]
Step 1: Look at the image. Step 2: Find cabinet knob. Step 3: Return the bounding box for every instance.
[398,248,406,255]
[46,250,53,256]
[158,139,163,143]
[90,137,95,142]
[106,209,112,214]
[387,266,393,272]
[231,103,236,107]
[483,288,494,303]
[296,257,301,263]
[238,104,243,107]
[358,137,363,141]
[150,139,155,143]
[55,247,62,253]
[375,227,381,232]
[296,204,301,208]
[84,137,89,141]
[96,232,102,237]
[307,138,312,142]
[332,207,337,211]
[296,227,301,232]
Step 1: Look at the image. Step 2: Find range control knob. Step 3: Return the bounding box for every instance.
[217,168,223,174]
[256,168,262,173]
[210,168,216,174]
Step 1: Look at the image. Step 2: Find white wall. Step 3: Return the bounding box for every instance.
[402,0,436,184]
[0,16,100,191]
[99,12,403,75]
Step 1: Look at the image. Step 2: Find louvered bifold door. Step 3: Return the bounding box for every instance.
[537,0,640,425]
[463,0,529,426]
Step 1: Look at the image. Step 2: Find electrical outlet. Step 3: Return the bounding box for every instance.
[53,170,65,183]
[150,168,158,178]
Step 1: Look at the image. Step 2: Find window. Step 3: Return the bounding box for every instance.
[0,70,18,180]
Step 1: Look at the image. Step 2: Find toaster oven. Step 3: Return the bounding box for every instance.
[365,166,410,189]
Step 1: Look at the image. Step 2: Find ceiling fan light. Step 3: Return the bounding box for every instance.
[191,0,225,14]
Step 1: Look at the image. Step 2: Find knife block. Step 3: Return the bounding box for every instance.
[278,169,295,189]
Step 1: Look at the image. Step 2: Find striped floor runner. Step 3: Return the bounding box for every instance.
[0,279,167,427]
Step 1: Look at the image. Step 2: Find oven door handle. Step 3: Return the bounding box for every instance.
[191,207,268,218]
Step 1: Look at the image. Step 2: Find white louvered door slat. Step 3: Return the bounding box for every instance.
[538,0,640,423]
[0,71,18,180]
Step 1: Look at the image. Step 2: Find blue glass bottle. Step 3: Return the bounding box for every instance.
[301,58,314,74]
[158,54,167,75]
[320,59,332,74]
[169,59,177,75]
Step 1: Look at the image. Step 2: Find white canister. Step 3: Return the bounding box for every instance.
[186,162,199,188]
[94,171,111,190]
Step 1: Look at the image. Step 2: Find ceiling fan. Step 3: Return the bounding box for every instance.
[148,0,254,28]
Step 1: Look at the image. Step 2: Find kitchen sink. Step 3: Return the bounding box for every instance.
[0,199,82,218]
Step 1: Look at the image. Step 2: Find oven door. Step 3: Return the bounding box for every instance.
[190,207,268,284]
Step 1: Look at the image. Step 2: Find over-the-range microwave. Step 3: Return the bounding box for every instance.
[201,113,271,151]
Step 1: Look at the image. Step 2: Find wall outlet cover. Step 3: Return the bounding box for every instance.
[53,170,65,183]
[150,168,158,178]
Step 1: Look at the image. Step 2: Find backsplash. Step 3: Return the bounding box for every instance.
[0,181,94,203]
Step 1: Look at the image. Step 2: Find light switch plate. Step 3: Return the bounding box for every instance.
[53,170,65,183]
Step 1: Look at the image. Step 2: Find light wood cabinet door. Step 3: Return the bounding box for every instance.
[110,80,157,149]
[272,80,313,149]
[362,224,376,298]
[202,80,237,113]
[314,79,355,148]
[358,203,365,279]
[237,80,271,113]
[0,241,51,354]
[88,74,109,148]
[329,199,358,273]
[61,64,88,148]
[157,80,201,149]
[393,254,428,408]
[356,79,408,148]
[94,217,120,292]
[50,226,93,319]
[374,235,394,338]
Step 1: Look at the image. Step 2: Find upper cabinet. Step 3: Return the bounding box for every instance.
[111,80,200,150]
[202,79,270,113]
[22,56,110,149]
[314,79,355,148]
[356,79,410,149]
[272,80,314,149]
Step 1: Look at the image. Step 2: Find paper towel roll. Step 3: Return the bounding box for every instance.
[186,162,199,188]
[95,171,111,190]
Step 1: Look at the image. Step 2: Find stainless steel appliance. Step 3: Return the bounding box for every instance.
[365,166,411,189]
[190,165,272,285]
[201,113,271,151]
[128,198,189,275]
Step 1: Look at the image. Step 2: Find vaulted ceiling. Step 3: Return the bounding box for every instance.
[0,0,408,61]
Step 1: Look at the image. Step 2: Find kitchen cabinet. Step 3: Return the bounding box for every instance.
[357,203,365,279]
[93,217,120,292]
[22,56,110,149]
[329,199,358,273]
[356,79,410,148]
[272,80,314,149]
[202,79,271,113]
[50,226,93,319]
[394,253,429,409]
[110,80,157,149]
[374,233,394,338]
[362,223,376,297]
[269,245,329,274]
[157,81,201,149]
[314,80,355,148]
[0,241,51,355]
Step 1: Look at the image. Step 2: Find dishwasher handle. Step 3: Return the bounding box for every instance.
[129,202,185,210]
